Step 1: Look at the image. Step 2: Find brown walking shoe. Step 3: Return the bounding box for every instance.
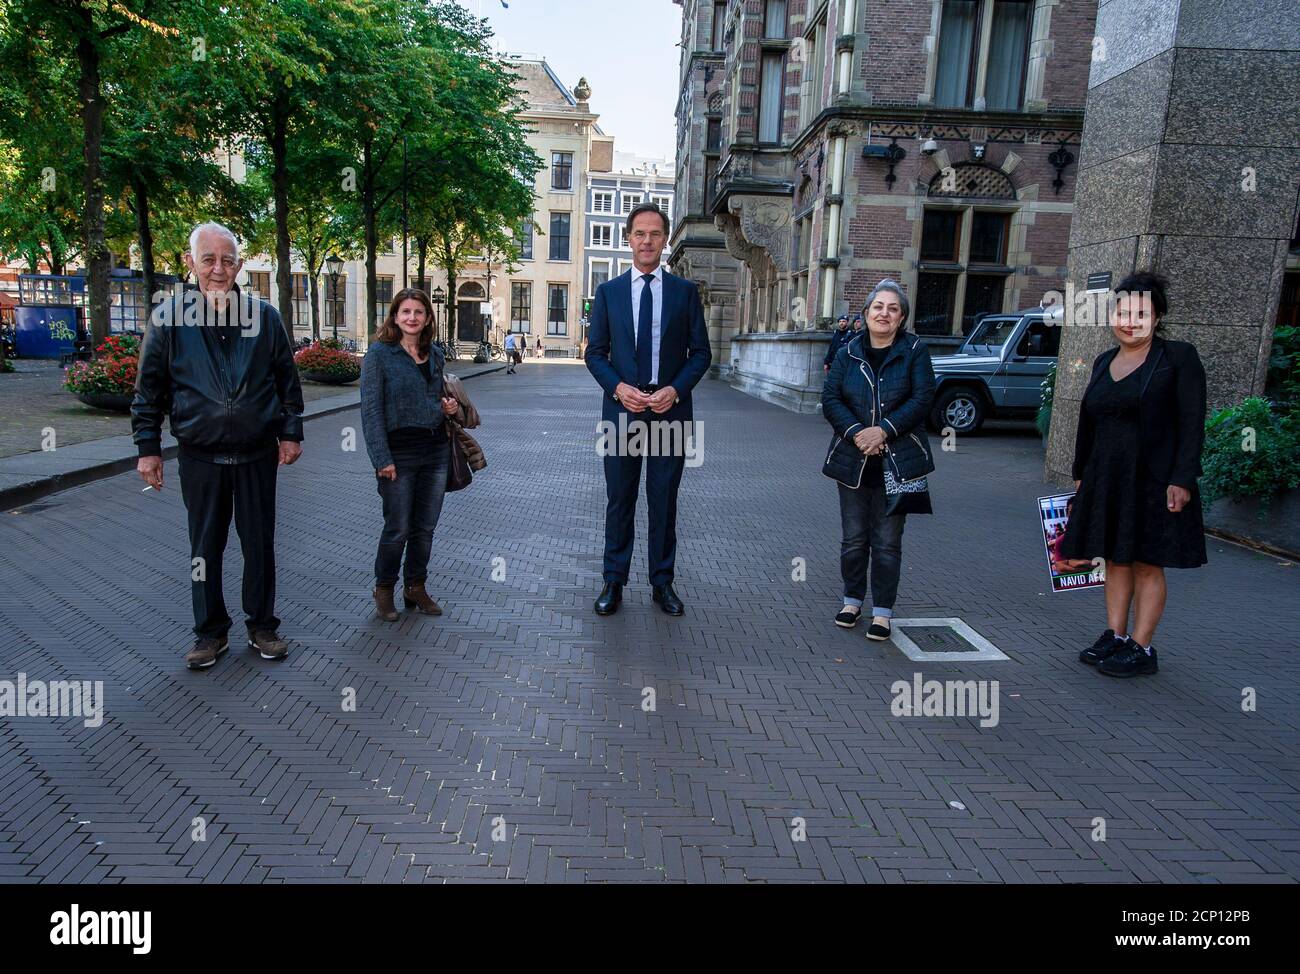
[373,584,400,621]
[185,636,229,670]
[248,629,289,661]
[402,581,442,616]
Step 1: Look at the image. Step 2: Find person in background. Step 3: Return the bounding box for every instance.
[823,314,852,374]
[504,331,517,374]
[1060,271,1207,678]
[361,287,463,622]
[821,280,936,642]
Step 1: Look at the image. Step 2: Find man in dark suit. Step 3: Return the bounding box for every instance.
[584,203,711,616]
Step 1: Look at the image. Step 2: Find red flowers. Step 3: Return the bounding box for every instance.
[295,341,361,380]
[63,333,142,396]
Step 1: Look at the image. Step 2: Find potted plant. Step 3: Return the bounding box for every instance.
[63,334,140,412]
[295,338,361,385]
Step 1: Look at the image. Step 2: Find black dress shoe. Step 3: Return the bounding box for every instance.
[652,584,684,616]
[594,582,623,615]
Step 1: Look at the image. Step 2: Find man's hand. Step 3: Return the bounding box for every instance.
[377,464,397,481]
[137,456,164,490]
[615,382,651,412]
[278,440,302,466]
[441,395,460,417]
[1167,484,1191,513]
[647,385,678,415]
[854,426,887,456]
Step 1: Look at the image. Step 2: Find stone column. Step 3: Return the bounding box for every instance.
[1045,0,1300,482]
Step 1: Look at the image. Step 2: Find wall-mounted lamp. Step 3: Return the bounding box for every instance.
[862,138,906,190]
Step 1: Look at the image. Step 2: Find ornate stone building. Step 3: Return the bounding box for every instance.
[671,0,1097,411]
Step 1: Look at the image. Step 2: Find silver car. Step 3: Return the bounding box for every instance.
[927,309,1061,434]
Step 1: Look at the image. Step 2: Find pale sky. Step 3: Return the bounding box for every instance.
[457,0,682,161]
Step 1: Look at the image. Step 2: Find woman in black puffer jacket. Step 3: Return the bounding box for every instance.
[822,280,936,641]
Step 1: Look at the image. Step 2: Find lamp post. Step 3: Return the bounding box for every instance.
[325,254,343,341]
[430,285,446,350]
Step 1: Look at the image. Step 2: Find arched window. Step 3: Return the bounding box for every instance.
[458,282,486,300]
[927,163,1016,200]
[916,165,1018,338]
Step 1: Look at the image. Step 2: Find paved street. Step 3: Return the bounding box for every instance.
[1,363,1297,883]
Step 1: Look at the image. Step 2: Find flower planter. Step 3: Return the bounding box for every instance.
[298,369,358,385]
[74,391,134,412]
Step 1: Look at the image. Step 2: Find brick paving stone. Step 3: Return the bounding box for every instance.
[0,364,1298,883]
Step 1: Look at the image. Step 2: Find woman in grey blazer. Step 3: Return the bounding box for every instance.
[361,288,462,621]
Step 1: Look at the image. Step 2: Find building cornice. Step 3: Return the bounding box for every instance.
[787,104,1087,156]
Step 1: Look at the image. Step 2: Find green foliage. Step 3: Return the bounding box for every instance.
[1266,323,1300,406]
[1201,397,1300,517]
[1036,360,1056,438]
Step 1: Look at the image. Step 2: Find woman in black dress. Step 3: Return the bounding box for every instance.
[1061,271,1207,677]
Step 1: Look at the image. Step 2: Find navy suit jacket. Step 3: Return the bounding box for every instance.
[584,268,712,421]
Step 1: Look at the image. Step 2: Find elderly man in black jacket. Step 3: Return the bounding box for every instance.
[132,222,304,670]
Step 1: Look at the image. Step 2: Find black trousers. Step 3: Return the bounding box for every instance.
[177,449,280,639]
[602,413,687,587]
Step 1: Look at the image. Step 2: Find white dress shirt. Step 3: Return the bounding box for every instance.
[630,265,663,385]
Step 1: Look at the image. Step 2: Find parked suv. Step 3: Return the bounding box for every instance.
[927,307,1061,434]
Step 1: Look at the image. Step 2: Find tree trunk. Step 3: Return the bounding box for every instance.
[415,235,428,293]
[270,88,293,331]
[131,173,156,318]
[308,267,320,340]
[362,142,379,343]
[77,15,110,345]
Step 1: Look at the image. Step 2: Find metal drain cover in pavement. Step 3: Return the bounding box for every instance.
[889,618,1009,662]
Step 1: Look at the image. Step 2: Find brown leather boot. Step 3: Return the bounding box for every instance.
[402,581,442,616]
[372,584,399,621]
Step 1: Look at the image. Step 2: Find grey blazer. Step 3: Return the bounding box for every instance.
[360,341,447,469]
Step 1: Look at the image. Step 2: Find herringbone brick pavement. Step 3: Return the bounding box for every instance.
[1,364,1296,883]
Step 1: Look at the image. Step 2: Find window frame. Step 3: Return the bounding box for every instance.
[546,283,568,336]
[551,151,574,191]
[548,212,571,262]
[510,280,532,333]
[620,192,643,214]
[592,190,614,213]
[590,222,613,249]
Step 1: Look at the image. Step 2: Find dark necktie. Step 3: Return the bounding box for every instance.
[636,273,654,385]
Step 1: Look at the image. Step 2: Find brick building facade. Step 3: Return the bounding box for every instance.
[670,0,1098,411]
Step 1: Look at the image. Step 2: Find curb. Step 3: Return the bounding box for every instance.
[1,361,508,512]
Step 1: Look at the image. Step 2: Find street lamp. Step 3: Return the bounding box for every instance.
[430,285,446,350]
[325,254,343,340]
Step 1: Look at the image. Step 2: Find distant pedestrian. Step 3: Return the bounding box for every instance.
[132,221,304,670]
[823,314,852,373]
[361,287,463,622]
[1061,271,1207,678]
[821,280,935,642]
[504,331,517,373]
[518,334,528,362]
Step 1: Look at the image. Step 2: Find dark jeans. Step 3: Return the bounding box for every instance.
[177,449,280,639]
[837,481,906,617]
[374,436,450,587]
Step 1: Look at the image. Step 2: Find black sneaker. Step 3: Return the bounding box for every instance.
[1098,639,1158,678]
[834,607,861,629]
[1079,629,1125,665]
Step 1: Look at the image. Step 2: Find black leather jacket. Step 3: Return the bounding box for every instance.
[132,287,304,463]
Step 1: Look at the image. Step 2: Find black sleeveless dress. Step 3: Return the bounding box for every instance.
[1059,364,1207,569]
